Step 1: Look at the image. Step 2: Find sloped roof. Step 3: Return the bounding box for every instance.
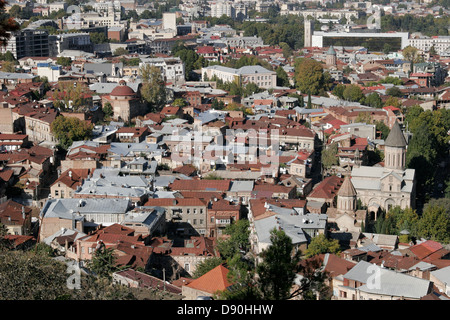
[185,264,233,294]
[338,176,357,197]
[384,121,407,148]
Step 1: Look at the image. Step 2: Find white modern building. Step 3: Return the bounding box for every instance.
[139,57,185,85]
[409,36,450,55]
[201,65,277,89]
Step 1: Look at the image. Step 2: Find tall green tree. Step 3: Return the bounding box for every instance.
[256,228,300,300]
[87,246,118,280]
[276,66,290,87]
[139,64,167,112]
[294,58,327,96]
[321,142,339,169]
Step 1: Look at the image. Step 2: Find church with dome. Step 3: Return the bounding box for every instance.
[350,121,416,218]
[101,80,146,122]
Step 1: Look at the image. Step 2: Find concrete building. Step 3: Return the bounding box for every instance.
[201,65,277,89]
[1,29,49,59]
[139,57,185,85]
[163,12,177,31]
[304,18,314,48]
[48,33,92,56]
[409,36,450,55]
[311,31,410,51]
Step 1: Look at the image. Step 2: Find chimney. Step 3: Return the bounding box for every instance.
[22,206,26,220]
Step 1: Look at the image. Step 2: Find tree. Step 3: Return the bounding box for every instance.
[172,41,205,80]
[50,116,93,150]
[417,202,450,243]
[51,82,89,111]
[402,46,422,63]
[384,96,402,108]
[1,60,15,72]
[322,142,339,169]
[385,206,419,236]
[0,249,72,299]
[332,84,346,100]
[0,0,19,46]
[192,257,223,279]
[375,120,390,140]
[216,219,260,300]
[406,122,438,191]
[87,246,118,280]
[56,56,72,67]
[216,219,251,260]
[294,58,326,95]
[304,234,340,258]
[90,32,108,44]
[102,102,113,120]
[365,92,383,108]
[139,64,167,112]
[256,228,300,300]
[342,84,364,102]
[276,66,290,87]
[386,86,403,98]
[113,47,129,56]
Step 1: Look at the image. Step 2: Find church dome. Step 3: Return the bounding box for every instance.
[110,83,135,97]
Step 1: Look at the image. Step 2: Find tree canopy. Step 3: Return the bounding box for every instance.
[139,64,167,112]
[50,116,93,150]
[294,58,328,96]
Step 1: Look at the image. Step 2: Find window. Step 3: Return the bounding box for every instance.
[184,263,190,272]
[193,219,197,225]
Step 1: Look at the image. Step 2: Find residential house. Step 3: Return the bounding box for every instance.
[143,197,208,236]
[207,199,242,238]
[50,168,91,199]
[121,206,167,239]
[60,141,110,172]
[248,198,327,256]
[307,175,344,209]
[169,236,219,278]
[338,260,433,300]
[115,126,149,143]
[0,199,32,236]
[430,266,450,296]
[39,198,131,241]
[0,133,29,152]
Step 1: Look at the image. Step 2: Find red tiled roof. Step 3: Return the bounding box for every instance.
[169,179,231,192]
[0,199,31,226]
[114,269,181,294]
[410,240,443,260]
[185,264,233,294]
[144,198,207,207]
[307,175,344,200]
[51,168,90,190]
